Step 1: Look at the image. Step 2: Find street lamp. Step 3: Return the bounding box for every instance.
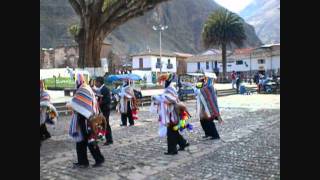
[153,24,168,74]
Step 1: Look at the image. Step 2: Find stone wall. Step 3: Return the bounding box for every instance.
[40,43,115,69]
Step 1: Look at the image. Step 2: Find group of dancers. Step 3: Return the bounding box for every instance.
[40,72,223,168]
[151,73,223,155]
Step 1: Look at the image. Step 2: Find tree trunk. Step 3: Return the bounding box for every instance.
[221,43,227,82]
[77,30,103,68]
[75,15,104,68]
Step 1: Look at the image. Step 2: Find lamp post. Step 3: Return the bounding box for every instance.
[250,51,252,83]
[153,24,168,74]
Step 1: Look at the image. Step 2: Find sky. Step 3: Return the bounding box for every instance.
[214,0,254,13]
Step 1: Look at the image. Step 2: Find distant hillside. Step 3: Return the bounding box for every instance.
[240,0,280,44]
[40,0,262,54]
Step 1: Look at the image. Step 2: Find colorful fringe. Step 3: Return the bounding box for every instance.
[69,113,84,142]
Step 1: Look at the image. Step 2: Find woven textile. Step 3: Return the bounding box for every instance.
[71,84,99,119]
[198,84,220,118]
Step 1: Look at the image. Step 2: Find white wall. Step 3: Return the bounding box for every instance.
[132,55,177,73]
[132,56,153,69]
[187,62,213,73]
[40,68,92,80]
[151,56,177,73]
[187,62,198,73]
[132,57,140,69]
[187,56,280,73]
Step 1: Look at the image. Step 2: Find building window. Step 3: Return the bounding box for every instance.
[258,59,265,64]
[167,59,173,69]
[156,58,161,68]
[206,62,209,69]
[139,58,143,68]
[236,60,243,65]
[197,62,201,70]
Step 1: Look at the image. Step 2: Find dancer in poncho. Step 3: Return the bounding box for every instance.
[40,80,58,147]
[194,76,223,140]
[69,73,105,168]
[151,73,192,155]
[117,79,138,126]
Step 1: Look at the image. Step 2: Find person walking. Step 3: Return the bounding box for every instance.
[40,80,58,147]
[118,79,136,126]
[194,76,223,140]
[95,76,113,146]
[69,73,105,168]
[231,71,237,89]
[151,73,191,155]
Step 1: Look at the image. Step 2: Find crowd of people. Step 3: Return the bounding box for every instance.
[40,72,224,168]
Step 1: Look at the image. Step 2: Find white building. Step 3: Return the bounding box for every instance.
[186,44,280,77]
[131,51,177,84]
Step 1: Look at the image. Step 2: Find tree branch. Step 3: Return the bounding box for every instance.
[69,0,83,16]
[100,0,170,35]
[99,0,128,29]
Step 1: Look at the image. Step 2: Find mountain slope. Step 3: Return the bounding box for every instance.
[40,0,262,54]
[240,0,280,44]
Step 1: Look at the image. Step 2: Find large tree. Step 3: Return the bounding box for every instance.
[202,8,246,82]
[68,0,170,68]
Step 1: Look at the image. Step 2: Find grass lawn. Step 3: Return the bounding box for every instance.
[44,77,75,89]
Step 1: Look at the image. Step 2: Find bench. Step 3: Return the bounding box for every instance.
[64,88,76,96]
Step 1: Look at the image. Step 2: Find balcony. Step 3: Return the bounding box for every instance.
[167,64,173,69]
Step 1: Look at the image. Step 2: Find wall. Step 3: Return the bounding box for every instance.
[187,55,280,74]
[133,55,176,73]
[54,46,78,68]
[41,44,114,70]
[132,56,152,69]
[41,50,55,69]
[150,56,177,73]
[187,62,198,73]
[40,68,94,80]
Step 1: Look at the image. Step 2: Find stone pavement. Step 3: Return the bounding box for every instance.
[40,94,280,180]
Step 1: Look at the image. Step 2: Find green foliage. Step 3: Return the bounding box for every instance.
[202,8,246,49]
[44,77,75,89]
[102,0,118,12]
[68,24,80,37]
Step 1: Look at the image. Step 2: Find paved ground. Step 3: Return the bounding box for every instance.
[40,94,280,180]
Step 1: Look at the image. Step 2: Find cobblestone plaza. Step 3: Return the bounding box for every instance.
[40,94,280,180]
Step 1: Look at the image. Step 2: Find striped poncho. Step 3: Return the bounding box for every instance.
[70,84,99,119]
[69,84,99,142]
[151,85,193,137]
[195,84,220,119]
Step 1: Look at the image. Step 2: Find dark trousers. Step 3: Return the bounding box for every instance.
[167,127,187,153]
[121,102,134,126]
[200,119,220,139]
[102,108,113,143]
[40,123,51,141]
[76,115,104,165]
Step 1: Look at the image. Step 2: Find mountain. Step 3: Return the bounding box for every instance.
[240,0,280,44]
[40,0,262,55]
